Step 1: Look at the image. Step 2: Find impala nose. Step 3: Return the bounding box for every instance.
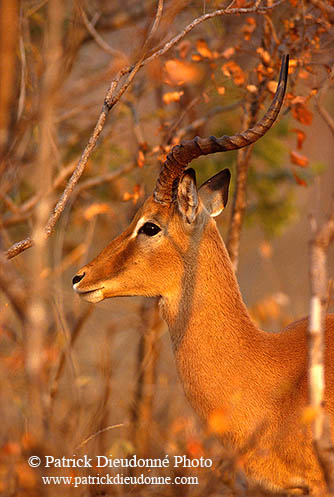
[72,273,85,286]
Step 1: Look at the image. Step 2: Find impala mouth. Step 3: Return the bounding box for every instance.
[74,287,105,303]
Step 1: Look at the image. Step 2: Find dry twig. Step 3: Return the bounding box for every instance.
[308,215,334,491]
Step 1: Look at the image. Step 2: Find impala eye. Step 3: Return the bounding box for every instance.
[138,222,161,237]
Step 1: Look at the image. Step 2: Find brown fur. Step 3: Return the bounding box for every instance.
[73,194,334,494]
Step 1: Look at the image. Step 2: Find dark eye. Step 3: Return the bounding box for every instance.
[138,222,161,237]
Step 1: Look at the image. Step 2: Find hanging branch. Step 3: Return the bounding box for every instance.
[308,215,334,491]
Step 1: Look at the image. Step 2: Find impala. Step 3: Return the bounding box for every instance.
[72,55,334,494]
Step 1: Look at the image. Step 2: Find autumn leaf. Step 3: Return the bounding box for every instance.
[222,61,245,86]
[292,103,313,125]
[164,59,201,86]
[217,86,225,95]
[162,91,184,104]
[291,128,306,149]
[84,203,110,220]
[256,47,271,65]
[242,17,256,40]
[290,150,309,167]
[267,80,278,94]
[222,47,235,59]
[123,185,143,204]
[196,39,213,59]
[136,149,145,168]
[288,58,298,74]
[246,84,258,93]
[293,171,307,187]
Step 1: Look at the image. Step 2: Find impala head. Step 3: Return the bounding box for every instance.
[72,55,289,304]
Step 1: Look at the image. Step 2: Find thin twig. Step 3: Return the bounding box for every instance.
[79,6,127,61]
[173,101,243,143]
[74,163,136,197]
[75,424,127,450]
[308,215,334,491]
[50,306,94,401]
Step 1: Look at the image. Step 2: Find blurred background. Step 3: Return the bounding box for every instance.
[0,0,333,495]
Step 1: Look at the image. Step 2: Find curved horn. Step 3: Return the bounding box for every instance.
[154,54,289,204]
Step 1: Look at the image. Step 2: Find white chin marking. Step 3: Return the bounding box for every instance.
[77,289,104,303]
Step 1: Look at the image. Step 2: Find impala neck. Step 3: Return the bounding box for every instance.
[161,218,259,349]
[160,219,274,436]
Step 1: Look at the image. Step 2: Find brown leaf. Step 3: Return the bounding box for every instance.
[267,80,278,94]
[162,91,184,104]
[222,47,235,59]
[242,17,256,40]
[164,59,202,86]
[136,149,145,168]
[196,39,213,59]
[84,203,110,220]
[292,103,313,126]
[290,150,309,167]
[123,185,143,204]
[288,58,298,74]
[246,84,258,93]
[256,47,271,65]
[290,128,306,149]
[293,171,307,187]
[298,69,310,80]
[222,61,245,86]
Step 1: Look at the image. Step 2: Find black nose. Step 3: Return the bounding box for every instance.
[72,273,85,285]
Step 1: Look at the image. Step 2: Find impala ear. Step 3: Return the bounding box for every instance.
[199,169,231,217]
[177,168,199,224]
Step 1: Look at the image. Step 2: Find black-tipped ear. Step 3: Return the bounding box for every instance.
[199,169,231,217]
[177,168,199,224]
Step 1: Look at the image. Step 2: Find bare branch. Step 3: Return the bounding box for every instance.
[227,92,263,270]
[74,163,136,197]
[308,215,334,491]
[75,424,127,451]
[79,6,127,61]
[173,101,243,143]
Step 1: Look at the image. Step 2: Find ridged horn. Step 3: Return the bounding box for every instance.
[154,54,289,204]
